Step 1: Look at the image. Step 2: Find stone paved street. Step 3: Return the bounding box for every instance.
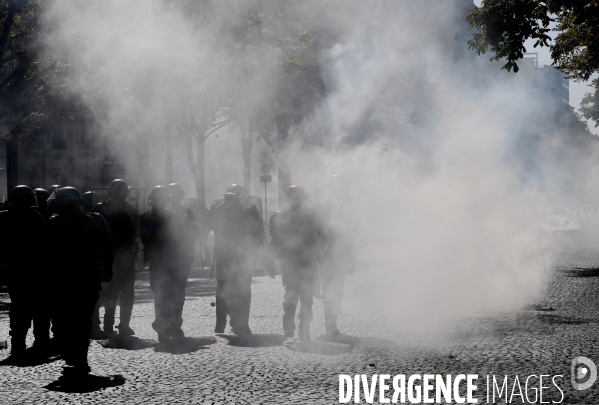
[2,218,599,404]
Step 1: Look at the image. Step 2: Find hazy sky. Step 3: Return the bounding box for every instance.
[472,0,598,135]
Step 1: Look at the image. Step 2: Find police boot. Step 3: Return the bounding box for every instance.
[117,314,135,337]
[103,313,115,334]
[152,321,170,343]
[9,337,26,357]
[165,324,185,339]
[282,314,295,338]
[298,326,311,342]
[232,325,252,338]
[326,326,342,342]
[214,320,226,334]
[31,338,51,358]
[117,324,135,337]
[282,303,296,338]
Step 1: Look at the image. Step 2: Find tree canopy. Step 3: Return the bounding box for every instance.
[466,0,599,125]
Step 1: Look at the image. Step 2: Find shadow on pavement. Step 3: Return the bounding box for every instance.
[96,335,159,350]
[218,334,286,347]
[154,336,216,354]
[0,348,60,368]
[44,373,126,393]
[561,268,599,277]
[315,334,398,348]
[536,313,589,325]
[285,340,352,355]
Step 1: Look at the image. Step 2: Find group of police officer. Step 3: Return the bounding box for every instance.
[0,176,355,377]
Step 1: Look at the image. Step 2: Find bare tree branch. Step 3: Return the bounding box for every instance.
[203,118,229,140]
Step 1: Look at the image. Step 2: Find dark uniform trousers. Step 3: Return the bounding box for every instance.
[150,266,187,334]
[8,284,51,349]
[54,289,98,368]
[101,248,136,329]
[282,268,315,336]
[322,266,346,333]
[215,263,252,334]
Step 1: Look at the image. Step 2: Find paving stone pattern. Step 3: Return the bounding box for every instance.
[2,218,599,403]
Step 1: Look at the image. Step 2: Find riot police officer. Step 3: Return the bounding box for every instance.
[0,186,47,359]
[209,184,266,337]
[140,186,186,342]
[317,175,358,340]
[270,186,325,342]
[93,179,140,336]
[168,183,199,271]
[44,187,113,375]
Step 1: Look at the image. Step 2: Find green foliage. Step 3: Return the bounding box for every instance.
[0,0,40,126]
[0,0,91,140]
[467,0,599,125]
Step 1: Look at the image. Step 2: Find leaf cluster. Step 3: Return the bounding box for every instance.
[467,0,599,125]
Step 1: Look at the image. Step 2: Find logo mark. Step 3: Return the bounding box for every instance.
[571,356,597,391]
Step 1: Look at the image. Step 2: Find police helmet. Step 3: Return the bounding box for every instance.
[55,187,82,203]
[108,179,129,196]
[149,185,170,207]
[10,185,34,208]
[168,183,185,199]
[48,185,60,196]
[286,185,306,206]
[33,188,50,202]
[223,184,248,200]
[33,188,50,210]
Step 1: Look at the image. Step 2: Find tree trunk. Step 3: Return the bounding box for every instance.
[6,134,18,194]
[275,118,291,211]
[240,122,253,192]
[194,135,206,208]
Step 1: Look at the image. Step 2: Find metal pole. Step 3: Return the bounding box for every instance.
[264,181,267,223]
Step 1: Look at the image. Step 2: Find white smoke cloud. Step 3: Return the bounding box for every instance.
[289,3,556,334]
[42,0,572,337]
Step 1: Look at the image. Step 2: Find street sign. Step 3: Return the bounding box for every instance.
[260,174,272,183]
[260,164,271,175]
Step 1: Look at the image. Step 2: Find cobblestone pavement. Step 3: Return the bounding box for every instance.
[2,218,599,404]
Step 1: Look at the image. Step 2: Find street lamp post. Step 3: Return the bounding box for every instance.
[259,164,272,225]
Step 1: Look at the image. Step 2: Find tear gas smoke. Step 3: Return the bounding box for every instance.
[42,0,589,338]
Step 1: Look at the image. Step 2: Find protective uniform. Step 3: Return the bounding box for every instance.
[44,187,113,374]
[93,179,139,335]
[316,176,358,338]
[209,184,265,336]
[270,186,325,341]
[140,186,186,342]
[168,183,199,268]
[0,186,47,356]
[197,204,212,266]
